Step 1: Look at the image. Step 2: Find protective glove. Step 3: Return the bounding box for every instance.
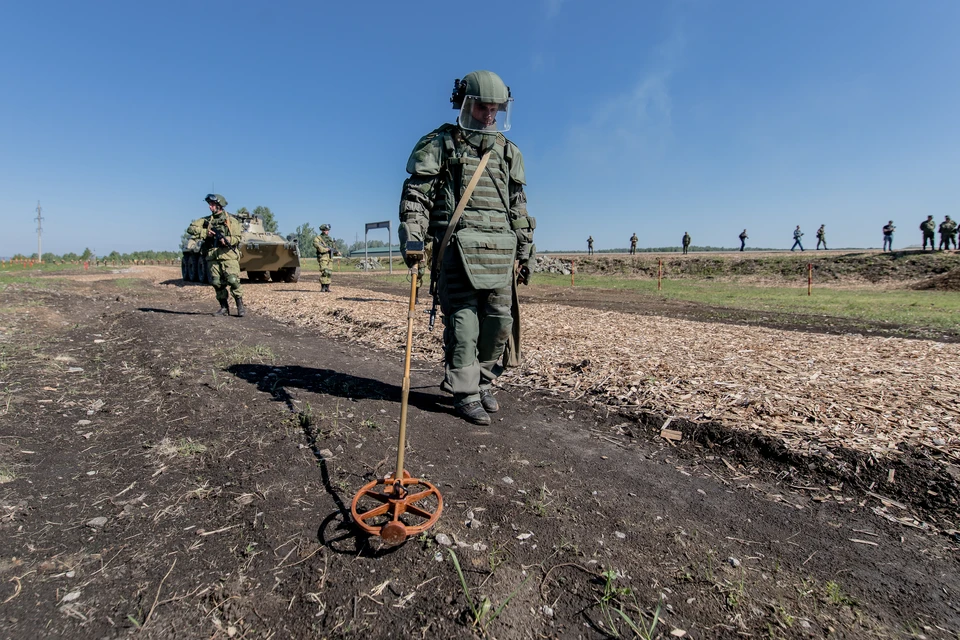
[399,222,423,268]
[516,260,531,286]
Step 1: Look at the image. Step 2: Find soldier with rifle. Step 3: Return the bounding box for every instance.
[187,194,245,316]
[313,224,335,292]
[398,70,535,425]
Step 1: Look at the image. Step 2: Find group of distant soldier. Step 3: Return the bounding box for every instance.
[585,217,958,255]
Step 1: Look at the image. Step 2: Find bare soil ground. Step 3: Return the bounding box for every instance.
[0,267,957,639]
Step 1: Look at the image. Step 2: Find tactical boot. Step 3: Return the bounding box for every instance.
[322,284,331,292]
[235,297,246,317]
[214,299,229,316]
[479,389,499,413]
[455,401,491,426]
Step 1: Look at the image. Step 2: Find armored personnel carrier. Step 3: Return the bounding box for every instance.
[181,213,301,283]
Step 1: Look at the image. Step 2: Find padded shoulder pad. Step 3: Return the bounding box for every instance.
[405,124,456,176]
[504,140,526,185]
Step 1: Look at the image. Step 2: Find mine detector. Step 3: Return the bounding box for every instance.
[350,242,443,544]
[181,213,301,283]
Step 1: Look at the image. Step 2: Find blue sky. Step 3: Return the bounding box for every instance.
[2,0,958,257]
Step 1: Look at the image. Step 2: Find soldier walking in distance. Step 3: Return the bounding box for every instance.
[313,224,334,291]
[587,235,594,255]
[739,229,748,251]
[681,232,691,255]
[939,215,958,250]
[920,215,936,251]
[398,70,535,425]
[791,225,805,251]
[629,233,638,255]
[882,220,895,252]
[187,194,245,316]
[816,225,827,250]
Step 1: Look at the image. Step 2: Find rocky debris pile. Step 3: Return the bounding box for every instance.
[533,255,572,275]
[355,258,383,271]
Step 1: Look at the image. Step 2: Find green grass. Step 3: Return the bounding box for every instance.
[536,273,960,333]
[215,343,276,367]
[0,464,16,483]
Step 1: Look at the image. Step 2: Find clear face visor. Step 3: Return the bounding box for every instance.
[457,96,513,132]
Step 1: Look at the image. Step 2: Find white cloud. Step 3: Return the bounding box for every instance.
[564,28,684,168]
[543,0,567,20]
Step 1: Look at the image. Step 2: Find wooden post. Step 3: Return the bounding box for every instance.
[808,263,812,296]
[658,259,662,291]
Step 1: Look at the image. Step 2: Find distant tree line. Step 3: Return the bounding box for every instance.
[8,248,183,263]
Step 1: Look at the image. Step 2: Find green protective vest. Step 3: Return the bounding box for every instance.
[921,219,936,233]
[407,125,523,289]
[190,212,242,261]
[313,233,334,255]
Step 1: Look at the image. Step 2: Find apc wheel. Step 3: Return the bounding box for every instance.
[269,271,282,282]
[281,266,301,283]
[181,257,188,281]
[247,270,266,282]
[199,257,210,283]
[185,255,197,281]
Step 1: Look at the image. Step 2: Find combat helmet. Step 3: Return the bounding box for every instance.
[451,70,513,133]
[319,224,331,231]
[204,193,228,208]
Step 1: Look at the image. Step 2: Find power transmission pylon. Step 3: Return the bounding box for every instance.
[35,201,44,263]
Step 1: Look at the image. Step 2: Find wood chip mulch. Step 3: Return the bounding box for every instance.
[165,275,960,464]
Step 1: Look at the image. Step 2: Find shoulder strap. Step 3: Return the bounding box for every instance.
[434,150,492,271]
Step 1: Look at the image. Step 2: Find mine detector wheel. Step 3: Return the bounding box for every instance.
[350,251,443,545]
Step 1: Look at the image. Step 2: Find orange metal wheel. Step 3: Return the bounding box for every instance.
[350,470,443,544]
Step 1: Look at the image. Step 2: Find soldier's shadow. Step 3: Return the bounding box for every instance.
[226,364,453,416]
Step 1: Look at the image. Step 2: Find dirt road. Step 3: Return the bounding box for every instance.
[0,268,956,638]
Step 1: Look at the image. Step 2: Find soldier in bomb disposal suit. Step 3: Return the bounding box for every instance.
[187,194,245,317]
[398,70,535,425]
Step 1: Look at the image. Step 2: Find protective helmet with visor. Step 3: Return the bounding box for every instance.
[450,70,513,133]
[204,193,228,208]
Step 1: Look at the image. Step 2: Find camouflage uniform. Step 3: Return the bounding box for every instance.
[739,230,748,251]
[920,216,936,250]
[681,232,691,255]
[939,216,958,250]
[313,225,334,291]
[816,225,827,250]
[187,194,245,316]
[629,234,638,255]
[399,70,534,425]
[587,236,594,255]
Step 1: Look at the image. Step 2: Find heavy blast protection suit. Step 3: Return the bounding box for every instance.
[398,71,535,410]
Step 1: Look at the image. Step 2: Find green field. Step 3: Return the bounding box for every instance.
[536,272,960,333]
